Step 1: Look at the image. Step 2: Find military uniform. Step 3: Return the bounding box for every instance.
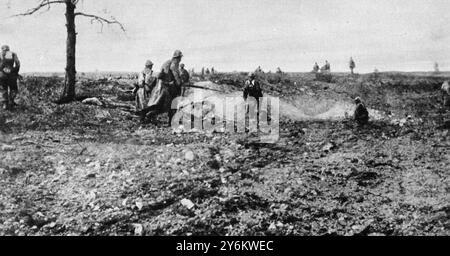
[243,74,263,130]
[243,77,263,101]
[180,66,190,85]
[140,50,183,124]
[0,46,20,110]
[313,63,319,73]
[442,81,450,107]
[180,64,190,96]
[349,58,355,74]
[135,64,156,111]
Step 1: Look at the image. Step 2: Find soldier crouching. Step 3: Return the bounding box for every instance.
[354,97,369,126]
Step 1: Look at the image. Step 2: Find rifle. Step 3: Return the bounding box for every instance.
[119,82,223,95]
[181,82,222,92]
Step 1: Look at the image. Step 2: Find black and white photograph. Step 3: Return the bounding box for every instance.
[0,0,449,242]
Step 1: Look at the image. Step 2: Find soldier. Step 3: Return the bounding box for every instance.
[211,67,215,74]
[354,97,369,126]
[0,45,21,110]
[349,57,356,74]
[313,62,319,73]
[201,67,205,77]
[134,60,156,111]
[180,63,190,96]
[244,73,263,130]
[442,81,450,107]
[205,68,210,75]
[276,67,282,74]
[325,60,331,71]
[244,73,263,102]
[139,50,184,125]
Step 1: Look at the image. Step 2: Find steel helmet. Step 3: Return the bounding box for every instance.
[180,63,185,68]
[145,60,153,67]
[354,97,361,104]
[1,45,10,51]
[173,50,183,58]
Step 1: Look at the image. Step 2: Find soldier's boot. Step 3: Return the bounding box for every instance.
[139,108,156,124]
[1,90,9,110]
[140,110,148,124]
[168,109,177,127]
[9,90,17,109]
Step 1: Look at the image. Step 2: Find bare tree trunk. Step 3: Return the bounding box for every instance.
[62,1,76,101]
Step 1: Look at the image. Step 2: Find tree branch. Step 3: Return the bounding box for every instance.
[74,12,126,33]
[12,0,65,17]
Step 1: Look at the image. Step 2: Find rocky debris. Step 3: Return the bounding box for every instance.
[1,144,15,152]
[180,199,195,210]
[0,73,448,236]
[133,224,144,236]
[184,150,196,161]
[82,97,103,106]
[321,142,337,152]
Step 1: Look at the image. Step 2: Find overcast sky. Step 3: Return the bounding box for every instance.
[1,0,449,73]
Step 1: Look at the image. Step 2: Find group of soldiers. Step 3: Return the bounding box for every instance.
[0,45,21,110]
[200,67,215,76]
[133,50,191,125]
[312,58,356,74]
[2,45,448,128]
[313,61,331,73]
[132,49,265,126]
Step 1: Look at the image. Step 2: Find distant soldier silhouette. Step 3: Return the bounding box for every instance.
[313,62,319,73]
[349,57,356,74]
[0,45,21,110]
[325,60,330,71]
[434,62,440,74]
[211,67,215,74]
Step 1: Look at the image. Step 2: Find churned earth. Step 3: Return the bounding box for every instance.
[0,72,449,236]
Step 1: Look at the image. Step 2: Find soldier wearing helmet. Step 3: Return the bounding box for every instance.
[139,50,184,124]
[134,60,156,111]
[0,45,21,110]
[354,97,369,126]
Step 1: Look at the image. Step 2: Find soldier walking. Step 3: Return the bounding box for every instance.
[243,73,263,130]
[134,60,156,111]
[139,50,184,125]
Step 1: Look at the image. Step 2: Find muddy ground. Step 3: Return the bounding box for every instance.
[0,72,449,236]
